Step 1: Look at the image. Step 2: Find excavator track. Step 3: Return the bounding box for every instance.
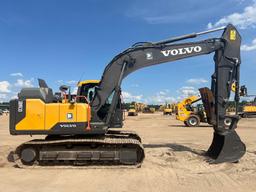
[13,130,145,169]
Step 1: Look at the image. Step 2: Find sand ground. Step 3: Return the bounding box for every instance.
[0,113,256,192]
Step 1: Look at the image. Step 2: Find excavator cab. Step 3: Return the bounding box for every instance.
[77,80,124,128]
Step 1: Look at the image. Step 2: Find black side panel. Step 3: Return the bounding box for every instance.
[9,99,26,135]
[18,88,46,102]
[9,122,108,135]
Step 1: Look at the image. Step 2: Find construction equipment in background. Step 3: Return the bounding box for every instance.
[143,106,155,113]
[176,95,232,127]
[136,103,147,112]
[242,104,256,117]
[239,85,256,118]
[10,24,246,167]
[176,95,204,126]
[0,102,9,111]
[163,103,174,115]
[128,102,138,116]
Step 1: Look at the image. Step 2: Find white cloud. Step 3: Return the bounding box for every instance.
[56,80,64,84]
[0,94,6,99]
[131,84,139,88]
[0,81,11,93]
[56,80,77,85]
[10,72,23,77]
[207,2,256,29]
[11,95,18,100]
[241,38,256,51]
[186,78,208,84]
[15,79,33,88]
[122,89,177,104]
[159,91,167,96]
[144,90,176,104]
[67,80,77,85]
[122,91,143,102]
[145,95,176,105]
[178,86,199,98]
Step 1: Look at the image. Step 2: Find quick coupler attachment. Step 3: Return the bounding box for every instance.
[206,130,246,164]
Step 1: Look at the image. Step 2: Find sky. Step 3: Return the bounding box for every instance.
[0,0,255,104]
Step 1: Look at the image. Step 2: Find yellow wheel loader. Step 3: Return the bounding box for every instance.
[9,24,245,167]
[176,96,204,126]
[176,95,232,127]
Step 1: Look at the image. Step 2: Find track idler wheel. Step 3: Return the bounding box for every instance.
[20,147,37,165]
[206,130,246,164]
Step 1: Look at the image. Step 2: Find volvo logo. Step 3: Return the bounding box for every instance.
[146,52,153,60]
[60,124,77,128]
[161,46,202,57]
[67,113,73,120]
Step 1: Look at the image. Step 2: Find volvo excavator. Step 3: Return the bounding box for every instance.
[9,24,246,167]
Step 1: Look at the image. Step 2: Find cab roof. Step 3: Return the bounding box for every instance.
[77,80,100,87]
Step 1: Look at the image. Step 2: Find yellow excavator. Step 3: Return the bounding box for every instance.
[128,102,138,116]
[9,24,246,167]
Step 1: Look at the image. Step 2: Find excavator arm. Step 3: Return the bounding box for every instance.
[91,24,245,163]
